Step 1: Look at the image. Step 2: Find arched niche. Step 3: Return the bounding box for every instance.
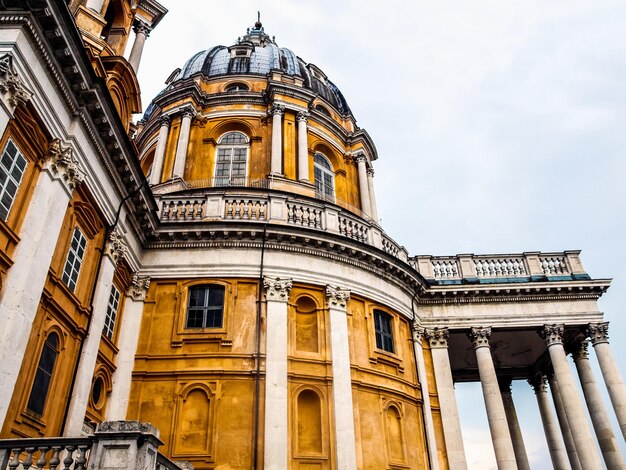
[296,388,323,456]
[384,403,407,465]
[294,295,319,354]
[174,385,215,456]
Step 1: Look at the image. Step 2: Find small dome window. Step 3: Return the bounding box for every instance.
[315,105,331,117]
[314,153,334,202]
[225,83,250,93]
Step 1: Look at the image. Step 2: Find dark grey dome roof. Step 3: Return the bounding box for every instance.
[168,21,351,115]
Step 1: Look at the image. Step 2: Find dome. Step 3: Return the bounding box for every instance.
[168,20,351,115]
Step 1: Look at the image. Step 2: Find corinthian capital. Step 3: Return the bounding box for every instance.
[411,318,425,344]
[541,324,564,347]
[366,167,375,177]
[571,339,590,360]
[133,21,152,37]
[587,322,610,346]
[528,373,548,394]
[296,111,309,123]
[263,276,292,301]
[469,326,492,349]
[104,227,128,264]
[46,139,85,191]
[269,103,285,116]
[0,53,32,109]
[425,327,449,349]
[127,273,151,301]
[325,285,350,308]
[353,153,367,165]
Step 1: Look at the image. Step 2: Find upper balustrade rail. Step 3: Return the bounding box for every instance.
[153,181,408,262]
[411,251,589,284]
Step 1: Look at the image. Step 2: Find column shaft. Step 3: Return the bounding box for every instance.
[327,287,357,470]
[573,340,624,469]
[128,24,150,73]
[172,110,193,179]
[549,375,582,470]
[367,168,379,222]
[355,155,371,217]
[543,326,603,469]
[588,323,626,440]
[531,376,570,470]
[500,381,530,470]
[106,276,150,420]
[149,117,170,186]
[65,254,117,435]
[427,328,468,470]
[263,277,292,470]
[470,328,517,470]
[270,105,284,175]
[0,169,71,425]
[297,112,309,182]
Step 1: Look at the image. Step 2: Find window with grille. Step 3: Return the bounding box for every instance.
[214,131,249,186]
[314,153,334,202]
[27,332,59,416]
[62,227,87,292]
[186,285,225,329]
[0,140,27,221]
[374,310,394,353]
[103,285,121,340]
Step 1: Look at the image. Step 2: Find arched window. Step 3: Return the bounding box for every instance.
[27,332,60,416]
[214,131,249,187]
[224,83,249,93]
[314,153,334,202]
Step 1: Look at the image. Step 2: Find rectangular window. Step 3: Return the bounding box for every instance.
[0,140,28,221]
[62,227,87,292]
[186,285,225,329]
[374,310,395,353]
[103,285,121,339]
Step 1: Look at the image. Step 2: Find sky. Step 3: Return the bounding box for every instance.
[133,1,626,468]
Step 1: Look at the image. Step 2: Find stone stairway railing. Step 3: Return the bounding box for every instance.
[411,251,588,283]
[155,191,408,262]
[0,421,192,470]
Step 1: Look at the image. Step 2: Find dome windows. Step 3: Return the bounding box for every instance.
[215,131,249,186]
[224,82,250,93]
[314,104,331,117]
[314,153,334,202]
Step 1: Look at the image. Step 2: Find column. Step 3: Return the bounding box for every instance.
[354,154,371,217]
[128,22,151,73]
[149,116,170,186]
[172,108,194,179]
[326,286,357,470]
[541,325,603,469]
[106,275,151,420]
[366,167,379,222]
[64,229,128,436]
[529,374,570,470]
[269,104,284,175]
[0,139,83,426]
[499,378,530,470]
[85,0,105,13]
[263,276,292,470]
[587,322,626,440]
[548,374,582,470]
[296,111,309,182]
[469,327,517,470]
[425,327,468,470]
[412,322,440,470]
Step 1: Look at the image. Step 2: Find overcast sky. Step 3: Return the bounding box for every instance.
[134,1,626,467]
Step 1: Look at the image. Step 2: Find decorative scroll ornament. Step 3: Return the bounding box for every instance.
[104,227,128,264]
[296,111,309,123]
[541,324,564,346]
[46,139,85,190]
[263,276,292,301]
[325,285,350,308]
[411,318,425,344]
[127,273,151,301]
[425,327,449,348]
[0,54,32,108]
[469,326,492,349]
[587,322,610,346]
[528,373,548,394]
[572,339,590,360]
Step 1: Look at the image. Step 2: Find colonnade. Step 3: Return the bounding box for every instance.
[427,324,626,470]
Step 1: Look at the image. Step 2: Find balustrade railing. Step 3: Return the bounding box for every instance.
[224,198,267,221]
[160,197,205,222]
[540,256,568,275]
[0,437,92,470]
[287,202,323,229]
[432,259,460,279]
[338,214,368,243]
[474,257,526,277]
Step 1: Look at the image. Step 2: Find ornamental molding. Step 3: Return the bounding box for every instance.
[587,322,610,345]
[469,326,492,349]
[0,53,32,109]
[269,103,285,116]
[366,167,375,177]
[572,339,590,361]
[425,327,449,349]
[541,324,564,346]
[104,227,129,264]
[46,139,85,191]
[127,273,151,301]
[296,111,309,123]
[325,285,350,308]
[411,318,425,344]
[263,276,292,301]
[528,374,548,394]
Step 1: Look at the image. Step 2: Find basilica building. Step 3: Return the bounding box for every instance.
[0,2,624,470]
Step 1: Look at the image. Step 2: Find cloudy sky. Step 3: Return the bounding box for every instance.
[134,1,626,467]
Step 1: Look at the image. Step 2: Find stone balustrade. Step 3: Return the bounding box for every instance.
[0,437,92,470]
[154,191,409,262]
[412,251,589,284]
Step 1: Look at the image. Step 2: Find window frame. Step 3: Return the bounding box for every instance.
[26,331,60,417]
[313,152,335,202]
[0,139,28,222]
[61,226,87,293]
[103,284,121,340]
[213,131,249,187]
[185,284,226,329]
[374,309,395,354]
